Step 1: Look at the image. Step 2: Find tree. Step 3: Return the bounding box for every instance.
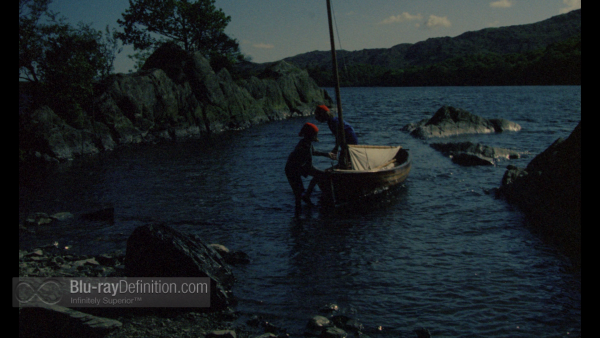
[20,0,120,84]
[39,23,122,126]
[116,0,242,69]
[19,0,54,83]
[19,0,122,126]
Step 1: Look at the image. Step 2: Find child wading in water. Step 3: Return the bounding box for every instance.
[302,104,359,200]
[285,123,334,210]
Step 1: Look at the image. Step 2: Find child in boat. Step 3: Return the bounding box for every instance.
[285,122,334,208]
[302,105,360,199]
[314,104,359,154]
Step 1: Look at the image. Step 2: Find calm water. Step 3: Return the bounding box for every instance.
[19,86,581,337]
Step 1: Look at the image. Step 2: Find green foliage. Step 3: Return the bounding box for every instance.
[306,34,581,87]
[19,0,51,83]
[19,0,122,127]
[116,0,242,71]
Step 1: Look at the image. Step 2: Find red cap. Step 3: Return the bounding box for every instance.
[316,105,330,112]
[299,122,319,141]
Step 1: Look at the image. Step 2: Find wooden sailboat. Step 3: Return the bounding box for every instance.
[316,0,412,206]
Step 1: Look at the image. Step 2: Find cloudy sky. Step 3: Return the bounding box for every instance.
[47,0,581,74]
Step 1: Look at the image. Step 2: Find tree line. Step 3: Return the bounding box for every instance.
[19,0,244,128]
[307,34,581,87]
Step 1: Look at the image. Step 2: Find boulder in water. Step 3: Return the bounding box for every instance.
[403,106,521,139]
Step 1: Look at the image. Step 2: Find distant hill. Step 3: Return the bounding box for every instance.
[235,9,580,86]
[283,9,580,70]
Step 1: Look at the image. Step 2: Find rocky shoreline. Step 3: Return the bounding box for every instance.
[19,42,332,164]
[17,246,235,338]
[18,237,432,338]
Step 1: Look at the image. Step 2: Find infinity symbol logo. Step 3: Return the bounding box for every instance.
[15,280,62,305]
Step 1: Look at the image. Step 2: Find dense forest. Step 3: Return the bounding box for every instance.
[273,9,581,87]
[306,34,580,87]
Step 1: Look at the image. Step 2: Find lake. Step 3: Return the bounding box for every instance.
[19,86,581,337]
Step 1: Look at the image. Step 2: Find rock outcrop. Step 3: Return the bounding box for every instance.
[403,106,521,139]
[18,106,116,163]
[19,42,332,162]
[124,223,235,310]
[497,122,581,264]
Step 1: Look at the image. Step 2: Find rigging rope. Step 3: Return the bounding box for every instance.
[329,0,352,84]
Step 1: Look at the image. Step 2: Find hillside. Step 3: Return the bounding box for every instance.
[284,9,580,70]
[236,9,580,86]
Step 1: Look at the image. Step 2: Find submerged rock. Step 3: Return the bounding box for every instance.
[321,327,348,338]
[430,141,520,159]
[403,106,521,139]
[430,141,521,166]
[25,212,54,226]
[330,315,363,333]
[415,327,432,338]
[305,315,334,336]
[50,212,74,221]
[450,152,494,166]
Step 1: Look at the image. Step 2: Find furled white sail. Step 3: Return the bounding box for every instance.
[347,145,401,171]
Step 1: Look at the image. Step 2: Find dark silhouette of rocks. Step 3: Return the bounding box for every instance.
[497,122,581,265]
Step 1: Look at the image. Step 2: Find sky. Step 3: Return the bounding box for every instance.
[46,0,581,74]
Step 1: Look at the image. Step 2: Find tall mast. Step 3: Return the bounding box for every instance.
[326,0,349,168]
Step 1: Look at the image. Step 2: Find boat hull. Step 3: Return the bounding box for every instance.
[317,148,412,205]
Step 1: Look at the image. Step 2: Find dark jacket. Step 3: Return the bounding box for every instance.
[327,117,358,146]
[285,138,319,178]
